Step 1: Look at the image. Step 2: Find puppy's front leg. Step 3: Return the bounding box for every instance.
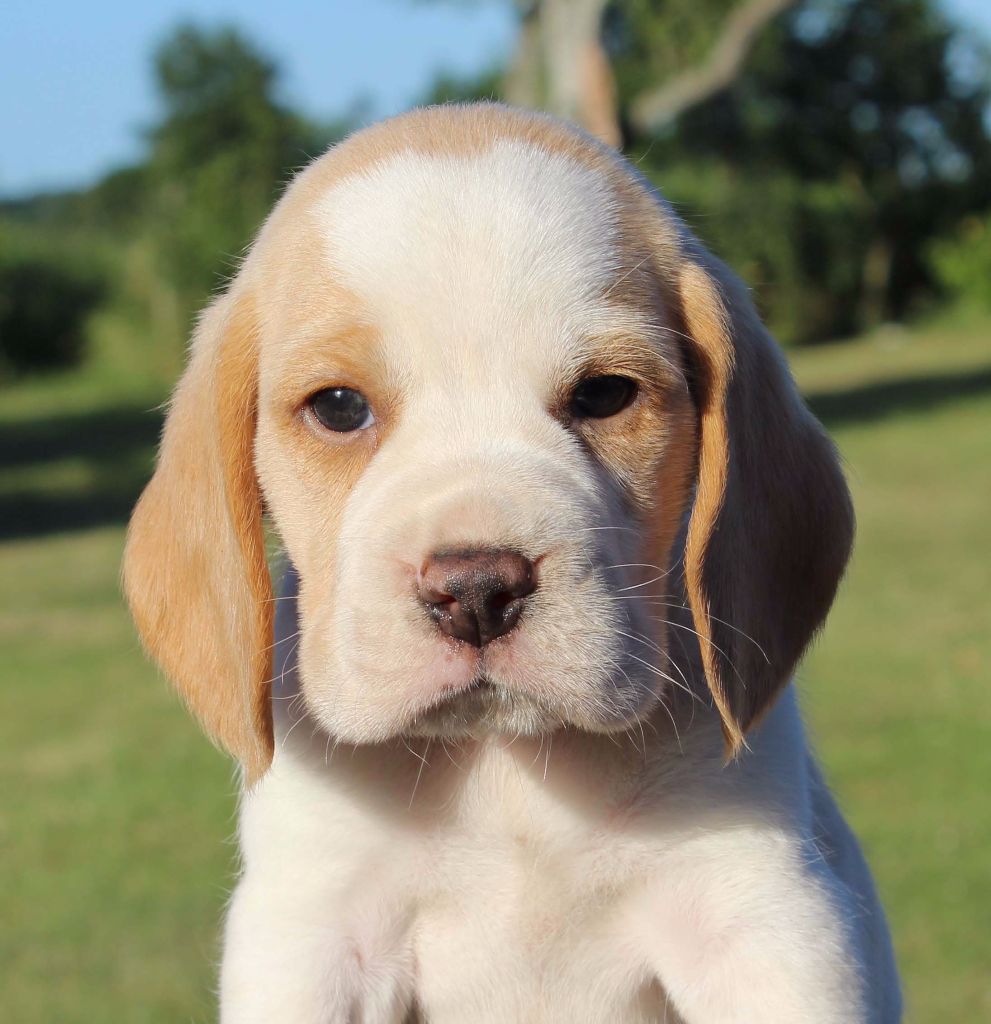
[220,875,416,1024]
[641,832,871,1024]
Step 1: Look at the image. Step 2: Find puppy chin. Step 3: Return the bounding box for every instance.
[406,679,560,739]
[405,675,665,742]
[336,666,663,747]
[300,624,667,746]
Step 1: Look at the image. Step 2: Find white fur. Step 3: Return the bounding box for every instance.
[218,133,900,1021]
[257,142,667,746]
[222,584,899,1022]
[319,142,623,340]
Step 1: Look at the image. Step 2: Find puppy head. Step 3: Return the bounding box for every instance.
[124,104,853,782]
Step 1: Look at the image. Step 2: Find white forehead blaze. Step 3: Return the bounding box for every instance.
[316,141,622,383]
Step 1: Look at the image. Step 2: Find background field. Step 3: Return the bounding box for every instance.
[0,312,988,1022]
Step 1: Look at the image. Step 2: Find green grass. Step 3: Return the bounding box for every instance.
[1,316,988,1021]
[792,317,991,1023]
[0,364,234,1023]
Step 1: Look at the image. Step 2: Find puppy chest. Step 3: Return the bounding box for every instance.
[410,839,669,1023]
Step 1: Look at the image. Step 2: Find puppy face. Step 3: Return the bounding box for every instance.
[124,105,853,782]
[254,140,695,743]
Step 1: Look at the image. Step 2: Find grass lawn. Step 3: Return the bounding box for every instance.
[1,315,988,1022]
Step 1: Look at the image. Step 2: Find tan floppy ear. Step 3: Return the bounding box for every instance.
[123,289,274,783]
[678,253,855,754]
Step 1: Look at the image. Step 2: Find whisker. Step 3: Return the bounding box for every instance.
[615,630,699,704]
[615,570,675,593]
[623,648,694,701]
[280,695,310,749]
[636,599,770,663]
[263,628,301,656]
[602,586,751,688]
[624,624,694,692]
[406,739,431,810]
[654,696,683,754]
[601,252,653,301]
[440,737,465,772]
[644,616,748,690]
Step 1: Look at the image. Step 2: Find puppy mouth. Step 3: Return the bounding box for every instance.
[415,675,496,725]
[408,675,556,738]
[405,636,667,740]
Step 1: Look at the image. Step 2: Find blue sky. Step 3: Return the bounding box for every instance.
[1,0,988,197]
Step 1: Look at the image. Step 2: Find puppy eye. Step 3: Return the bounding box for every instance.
[570,375,638,419]
[308,387,375,432]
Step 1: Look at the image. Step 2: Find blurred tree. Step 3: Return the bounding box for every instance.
[146,25,330,333]
[622,0,797,134]
[3,5,986,373]
[422,66,505,106]
[504,0,620,145]
[0,228,105,377]
[497,0,795,147]
[930,210,991,310]
[638,0,991,329]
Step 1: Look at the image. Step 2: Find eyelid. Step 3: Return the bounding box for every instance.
[570,339,687,394]
[571,375,639,416]
[291,382,359,420]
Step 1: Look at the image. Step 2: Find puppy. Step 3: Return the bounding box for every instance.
[124,103,901,1022]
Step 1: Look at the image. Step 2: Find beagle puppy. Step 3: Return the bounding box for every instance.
[124,103,901,1022]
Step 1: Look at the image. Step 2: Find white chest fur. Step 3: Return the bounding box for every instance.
[227,729,690,1023]
[211,573,900,1024]
[219,698,898,1024]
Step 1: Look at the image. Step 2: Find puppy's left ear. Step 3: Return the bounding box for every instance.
[123,289,274,784]
[676,250,855,754]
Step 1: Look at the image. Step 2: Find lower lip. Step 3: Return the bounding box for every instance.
[437,676,494,699]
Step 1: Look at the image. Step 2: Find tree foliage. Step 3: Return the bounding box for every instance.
[613,0,991,338]
[930,211,991,309]
[146,25,330,324]
[0,225,105,376]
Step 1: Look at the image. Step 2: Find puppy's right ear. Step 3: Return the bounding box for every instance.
[123,290,274,784]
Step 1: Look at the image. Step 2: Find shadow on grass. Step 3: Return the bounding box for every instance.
[0,405,162,540]
[0,405,163,469]
[1,364,989,541]
[805,366,991,429]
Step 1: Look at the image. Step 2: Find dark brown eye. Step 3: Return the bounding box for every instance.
[570,375,638,419]
[308,387,374,432]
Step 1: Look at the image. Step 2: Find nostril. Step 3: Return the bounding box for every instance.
[417,573,458,613]
[417,548,537,647]
[488,590,516,612]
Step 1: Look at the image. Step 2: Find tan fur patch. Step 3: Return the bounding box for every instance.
[123,292,274,784]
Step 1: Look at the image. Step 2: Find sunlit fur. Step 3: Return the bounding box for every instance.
[258,139,690,745]
[124,103,900,1022]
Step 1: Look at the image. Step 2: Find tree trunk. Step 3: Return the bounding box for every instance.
[502,0,620,149]
[629,0,797,135]
[501,0,792,148]
[503,2,543,110]
[541,0,619,147]
[860,234,894,329]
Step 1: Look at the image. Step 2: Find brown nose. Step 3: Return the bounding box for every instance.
[418,549,536,648]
